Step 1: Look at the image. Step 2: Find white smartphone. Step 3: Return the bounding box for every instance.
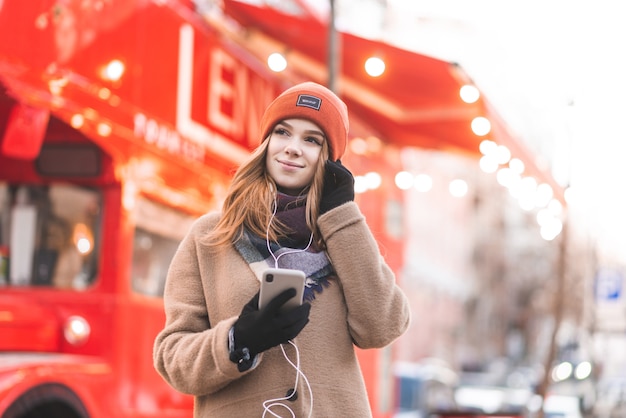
[258,268,306,312]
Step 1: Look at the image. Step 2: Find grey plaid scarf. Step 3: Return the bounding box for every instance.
[235,193,334,301]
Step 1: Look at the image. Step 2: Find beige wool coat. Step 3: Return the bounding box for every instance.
[153,201,411,417]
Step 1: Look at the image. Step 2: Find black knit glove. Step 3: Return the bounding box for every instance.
[233,289,310,359]
[319,160,355,214]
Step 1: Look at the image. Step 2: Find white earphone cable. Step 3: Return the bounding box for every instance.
[262,341,314,418]
[261,195,314,417]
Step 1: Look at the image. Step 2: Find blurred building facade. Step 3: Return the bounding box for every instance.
[387,145,601,386]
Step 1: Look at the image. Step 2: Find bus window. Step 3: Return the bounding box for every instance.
[131,198,195,297]
[0,182,101,289]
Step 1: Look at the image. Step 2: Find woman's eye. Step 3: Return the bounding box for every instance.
[306,136,322,146]
[274,128,289,136]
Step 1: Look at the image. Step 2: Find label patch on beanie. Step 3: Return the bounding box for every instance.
[296,94,322,111]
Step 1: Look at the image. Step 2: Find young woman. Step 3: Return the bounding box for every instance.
[153,82,411,417]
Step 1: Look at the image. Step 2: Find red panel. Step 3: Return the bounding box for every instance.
[0,295,60,352]
[1,102,49,159]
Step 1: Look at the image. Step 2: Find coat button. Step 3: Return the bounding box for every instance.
[285,388,298,402]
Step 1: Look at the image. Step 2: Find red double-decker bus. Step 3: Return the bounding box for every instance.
[0,1,413,416]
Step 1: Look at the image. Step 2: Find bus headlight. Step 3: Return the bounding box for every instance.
[64,315,91,346]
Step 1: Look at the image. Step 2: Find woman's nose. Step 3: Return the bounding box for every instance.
[284,140,302,155]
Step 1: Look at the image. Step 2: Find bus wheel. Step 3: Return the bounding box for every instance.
[3,383,90,418]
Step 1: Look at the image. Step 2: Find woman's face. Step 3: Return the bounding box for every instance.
[266,118,325,195]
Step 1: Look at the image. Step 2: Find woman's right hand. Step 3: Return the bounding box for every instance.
[233,288,311,357]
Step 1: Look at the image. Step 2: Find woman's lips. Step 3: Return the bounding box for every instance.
[278,160,302,169]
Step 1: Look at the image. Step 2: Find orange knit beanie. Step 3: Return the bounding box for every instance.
[259,82,349,161]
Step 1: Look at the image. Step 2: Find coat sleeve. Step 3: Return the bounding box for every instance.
[319,202,411,349]
[152,215,255,396]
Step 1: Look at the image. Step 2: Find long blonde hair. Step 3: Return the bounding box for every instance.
[205,137,329,248]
